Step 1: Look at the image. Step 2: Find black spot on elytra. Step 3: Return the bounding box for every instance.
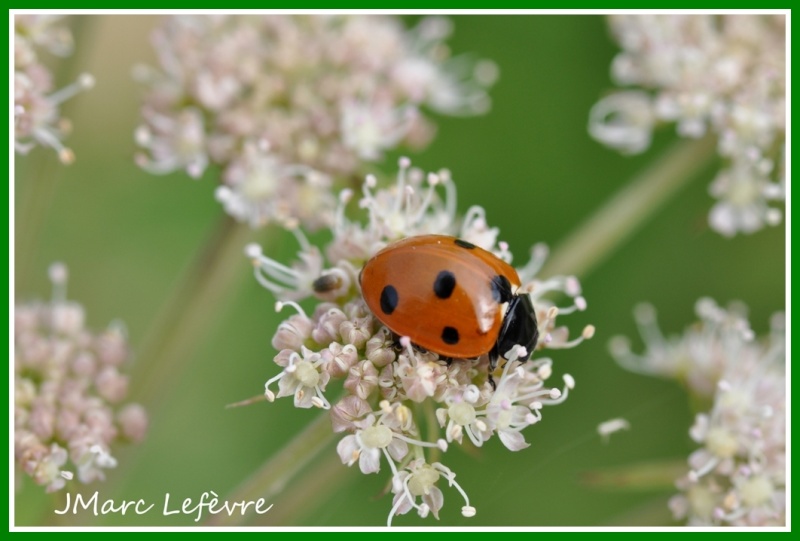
[490,274,513,303]
[454,238,476,250]
[433,270,456,299]
[380,285,399,315]
[441,326,460,345]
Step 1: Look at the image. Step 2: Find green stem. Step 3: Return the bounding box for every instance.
[205,412,334,526]
[541,134,717,278]
[15,155,63,294]
[128,214,256,409]
[251,450,351,526]
[423,400,441,464]
[204,134,719,527]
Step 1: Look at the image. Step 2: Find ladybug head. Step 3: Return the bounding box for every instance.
[496,293,539,364]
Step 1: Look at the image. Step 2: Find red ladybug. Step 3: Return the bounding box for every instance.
[359,235,539,382]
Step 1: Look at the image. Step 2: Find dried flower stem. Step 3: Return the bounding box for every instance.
[129,215,256,408]
[541,133,717,278]
[206,412,333,526]
[209,136,718,525]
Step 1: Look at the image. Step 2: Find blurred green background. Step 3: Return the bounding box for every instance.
[14,15,785,527]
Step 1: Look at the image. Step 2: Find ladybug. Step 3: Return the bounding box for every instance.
[359,234,539,385]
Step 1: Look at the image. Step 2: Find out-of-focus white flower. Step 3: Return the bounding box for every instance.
[597,418,631,443]
[613,298,785,525]
[589,91,655,154]
[14,15,94,163]
[589,15,786,236]
[610,298,761,401]
[136,15,497,230]
[669,312,785,525]
[14,264,147,492]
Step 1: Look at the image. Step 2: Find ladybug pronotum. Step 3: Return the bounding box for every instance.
[359,234,539,384]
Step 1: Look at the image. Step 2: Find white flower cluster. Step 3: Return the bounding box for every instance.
[14,15,94,164]
[671,309,785,526]
[136,15,497,230]
[14,264,147,492]
[611,299,785,526]
[610,298,758,400]
[589,15,785,237]
[248,160,593,525]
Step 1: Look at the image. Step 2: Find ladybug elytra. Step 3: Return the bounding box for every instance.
[359,235,539,384]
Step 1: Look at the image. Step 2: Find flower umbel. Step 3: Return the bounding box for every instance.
[136,15,497,230]
[610,298,762,402]
[612,299,785,526]
[14,264,147,492]
[248,160,592,524]
[669,310,786,526]
[589,15,786,236]
[14,15,95,164]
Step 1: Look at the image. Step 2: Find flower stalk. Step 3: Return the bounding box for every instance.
[128,215,258,409]
[205,412,333,526]
[541,133,717,279]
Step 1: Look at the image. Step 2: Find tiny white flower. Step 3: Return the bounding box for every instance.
[336,415,408,474]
